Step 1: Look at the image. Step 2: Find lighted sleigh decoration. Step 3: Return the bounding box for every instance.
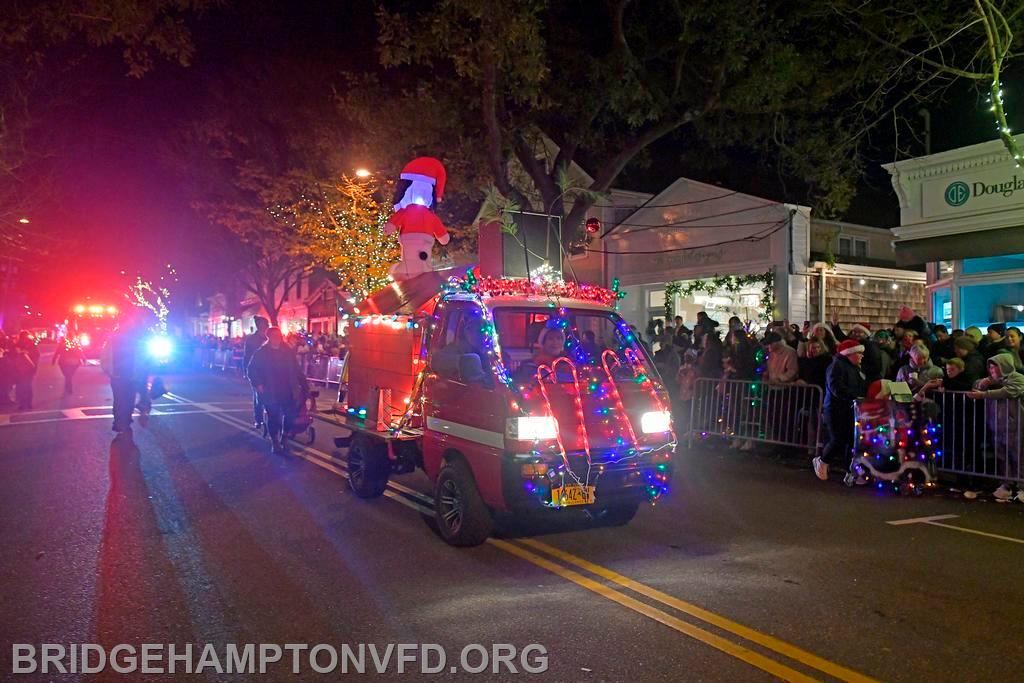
[848,380,939,494]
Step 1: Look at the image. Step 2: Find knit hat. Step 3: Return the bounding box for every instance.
[874,329,893,341]
[988,323,1007,336]
[954,335,978,352]
[849,323,871,338]
[899,306,915,322]
[763,331,782,345]
[838,339,865,356]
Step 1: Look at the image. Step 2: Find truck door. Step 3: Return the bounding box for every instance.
[422,302,508,508]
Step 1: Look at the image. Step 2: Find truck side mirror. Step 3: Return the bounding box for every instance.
[458,353,489,386]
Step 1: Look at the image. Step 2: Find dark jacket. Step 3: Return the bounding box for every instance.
[243,331,268,378]
[982,337,1010,360]
[961,350,987,386]
[798,354,831,391]
[824,354,866,416]
[860,339,884,384]
[697,342,723,380]
[932,338,956,364]
[247,344,305,407]
[899,315,930,341]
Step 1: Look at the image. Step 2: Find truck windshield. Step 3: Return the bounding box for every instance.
[492,308,654,384]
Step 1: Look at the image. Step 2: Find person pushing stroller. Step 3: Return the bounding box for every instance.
[246,327,308,455]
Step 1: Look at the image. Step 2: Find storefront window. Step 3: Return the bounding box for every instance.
[932,288,951,328]
[959,282,1024,329]
[961,253,1024,275]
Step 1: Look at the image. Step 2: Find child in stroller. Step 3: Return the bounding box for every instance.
[848,379,939,495]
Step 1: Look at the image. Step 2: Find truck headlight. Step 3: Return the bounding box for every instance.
[506,416,558,441]
[640,410,672,434]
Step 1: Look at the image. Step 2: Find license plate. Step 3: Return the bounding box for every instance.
[551,485,596,506]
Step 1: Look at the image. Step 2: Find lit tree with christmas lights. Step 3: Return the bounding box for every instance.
[285,175,399,297]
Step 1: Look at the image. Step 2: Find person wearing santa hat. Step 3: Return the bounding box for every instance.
[813,339,867,481]
[385,156,451,279]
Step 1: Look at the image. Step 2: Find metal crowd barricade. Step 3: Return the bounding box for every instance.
[930,390,1023,485]
[687,378,824,453]
[301,353,345,386]
[304,354,329,385]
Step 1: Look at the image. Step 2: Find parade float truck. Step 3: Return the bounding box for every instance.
[325,267,675,546]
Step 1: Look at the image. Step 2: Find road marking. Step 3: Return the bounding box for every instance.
[169,390,867,681]
[516,539,876,683]
[0,406,250,427]
[163,394,434,515]
[491,539,819,683]
[888,514,1024,545]
[885,514,960,526]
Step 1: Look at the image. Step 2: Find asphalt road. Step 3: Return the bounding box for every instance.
[1,351,1022,682]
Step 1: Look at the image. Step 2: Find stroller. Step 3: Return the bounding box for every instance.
[262,390,319,446]
[847,380,938,495]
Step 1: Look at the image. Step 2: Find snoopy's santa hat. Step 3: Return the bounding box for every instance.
[400,157,447,201]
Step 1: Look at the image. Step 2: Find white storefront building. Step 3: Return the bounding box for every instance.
[885,136,1024,330]
[572,177,813,332]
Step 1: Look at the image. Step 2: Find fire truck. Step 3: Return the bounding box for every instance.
[67,303,120,358]
[323,267,675,546]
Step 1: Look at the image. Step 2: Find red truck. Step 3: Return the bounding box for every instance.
[326,268,675,546]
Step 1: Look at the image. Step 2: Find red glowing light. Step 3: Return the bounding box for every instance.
[585,217,601,234]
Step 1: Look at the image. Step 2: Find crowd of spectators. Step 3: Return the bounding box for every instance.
[635,306,1024,500]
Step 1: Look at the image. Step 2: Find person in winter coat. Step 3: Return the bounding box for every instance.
[244,316,270,429]
[833,321,884,384]
[1004,327,1024,370]
[724,327,757,380]
[953,335,986,387]
[968,354,1024,502]
[896,306,930,343]
[895,345,944,393]
[11,331,39,411]
[874,330,897,380]
[52,336,87,395]
[696,332,723,380]
[247,327,307,455]
[797,339,831,391]
[932,325,955,364]
[105,312,153,434]
[982,323,1010,359]
[11,333,38,410]
[764,332,798,383]
[813,339,867,481]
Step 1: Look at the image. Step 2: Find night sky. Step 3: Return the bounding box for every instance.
[14,1,1022,320]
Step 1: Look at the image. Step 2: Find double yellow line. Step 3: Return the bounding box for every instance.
[170,392,876,681]
[491,538,878,683]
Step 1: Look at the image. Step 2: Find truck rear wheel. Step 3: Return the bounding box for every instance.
[347,434,389,498]
[434,461,493,546]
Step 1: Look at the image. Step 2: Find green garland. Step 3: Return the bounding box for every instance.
[665,270,776,322]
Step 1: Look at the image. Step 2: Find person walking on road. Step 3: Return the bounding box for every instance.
[814,339,867,481]
[247,327,306,455]
[103,311,152,434]
[13,332,40,410]
[244,316,270,429]
[52,336,87,395]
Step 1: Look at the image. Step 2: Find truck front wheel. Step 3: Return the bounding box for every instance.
[594,501,640,527]
[348,434,389,498]
[434,461,493,546]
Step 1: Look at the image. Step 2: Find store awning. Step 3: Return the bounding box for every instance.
[894,226,1024,265]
